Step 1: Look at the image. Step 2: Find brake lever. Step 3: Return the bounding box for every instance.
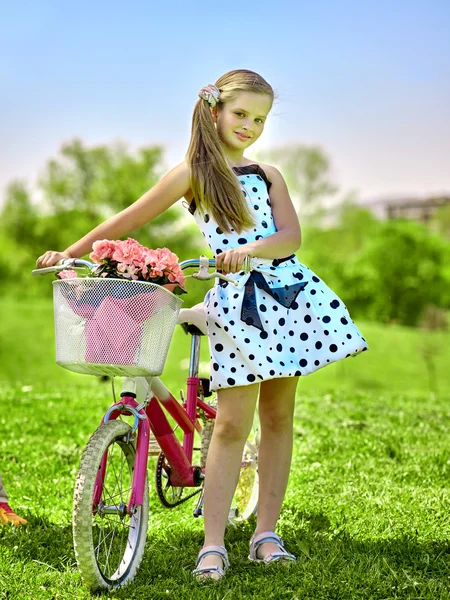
[188,271,239,286]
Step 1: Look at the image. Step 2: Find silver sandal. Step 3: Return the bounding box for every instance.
[192,545,230,580]
[249,531,296,564]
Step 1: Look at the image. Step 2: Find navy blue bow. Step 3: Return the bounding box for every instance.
[240,271,308,331]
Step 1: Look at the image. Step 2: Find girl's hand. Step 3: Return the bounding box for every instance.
[36,250,73,268]
[215,247,251,274]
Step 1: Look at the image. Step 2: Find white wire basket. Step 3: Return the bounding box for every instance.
[53,278,183,377]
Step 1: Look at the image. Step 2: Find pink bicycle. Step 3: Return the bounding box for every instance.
[33,256,259,592]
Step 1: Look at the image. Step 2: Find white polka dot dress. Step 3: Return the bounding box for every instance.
[187,164,368,391]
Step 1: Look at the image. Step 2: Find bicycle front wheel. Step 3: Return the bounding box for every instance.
[73,420,149,592]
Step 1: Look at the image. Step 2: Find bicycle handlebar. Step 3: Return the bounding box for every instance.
[31,258,96,276]
[32,255,245,285]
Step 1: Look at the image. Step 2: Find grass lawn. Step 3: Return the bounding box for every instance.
[1,298,450,598]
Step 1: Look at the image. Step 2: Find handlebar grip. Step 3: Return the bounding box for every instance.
[32,258,96,275]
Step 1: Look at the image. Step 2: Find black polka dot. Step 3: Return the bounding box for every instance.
[237,238,247,244]
[300,333,308,341]
[213,363,219,371]
[215,344,223,352]
[247,374,256,382]
[276,344,283,352]
[315,341,322,349]
[227,378,236,385]
[304,315,312,323]
[323,316,331,323]
[269,369,275,376]
[330,300,340,309]
[204,214,210,223]
[300,359,308,367]
[329,344,338,352]
[260,331,268,339]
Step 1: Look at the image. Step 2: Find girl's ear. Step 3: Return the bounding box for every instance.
[210,107,218,123]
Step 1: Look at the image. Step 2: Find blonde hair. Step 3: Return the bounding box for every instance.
[186,69,274,233]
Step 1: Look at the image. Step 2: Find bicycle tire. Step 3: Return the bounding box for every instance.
[73,419,149,592]
[229,413,260,523]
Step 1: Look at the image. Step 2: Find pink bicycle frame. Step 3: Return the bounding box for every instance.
[93,376,216,513]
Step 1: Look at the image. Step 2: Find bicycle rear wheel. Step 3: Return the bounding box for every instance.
[229,412,260,523]
[73,419,149,591]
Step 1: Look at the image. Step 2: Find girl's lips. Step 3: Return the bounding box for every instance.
[235,132,251,141]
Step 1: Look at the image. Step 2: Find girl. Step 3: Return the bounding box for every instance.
[37,69,368,580]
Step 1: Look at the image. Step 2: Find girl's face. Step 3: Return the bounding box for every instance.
[213,91,272,154]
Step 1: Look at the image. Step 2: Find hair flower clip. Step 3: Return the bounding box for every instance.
[198,84,220,107]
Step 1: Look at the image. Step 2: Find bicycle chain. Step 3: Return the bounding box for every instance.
[155,451,202,508]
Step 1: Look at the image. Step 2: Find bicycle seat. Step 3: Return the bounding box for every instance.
[178,303,208,336]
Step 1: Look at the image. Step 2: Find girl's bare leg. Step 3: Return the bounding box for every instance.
[254,376,298,558]
[198,383,259,574]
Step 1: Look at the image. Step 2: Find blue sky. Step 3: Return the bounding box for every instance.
[1,0,449,204]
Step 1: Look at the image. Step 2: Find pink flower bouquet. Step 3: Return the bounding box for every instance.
[89,238,186,295]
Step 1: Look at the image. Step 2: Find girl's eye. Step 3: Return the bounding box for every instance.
[235,112,244,117]
[255,119,264,124]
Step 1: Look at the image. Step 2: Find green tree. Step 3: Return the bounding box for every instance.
[341,220,450,326]
[257,144,338,221]
[1,139,208,298]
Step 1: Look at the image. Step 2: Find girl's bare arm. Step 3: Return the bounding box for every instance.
[216,165,301,273]
[37,162,191,267]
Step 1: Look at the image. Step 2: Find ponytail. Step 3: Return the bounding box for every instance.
[186,70,274,234]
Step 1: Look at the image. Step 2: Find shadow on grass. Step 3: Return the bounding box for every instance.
[109,513,450,600]
[2,512,450,599]
[0,515,75,571]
